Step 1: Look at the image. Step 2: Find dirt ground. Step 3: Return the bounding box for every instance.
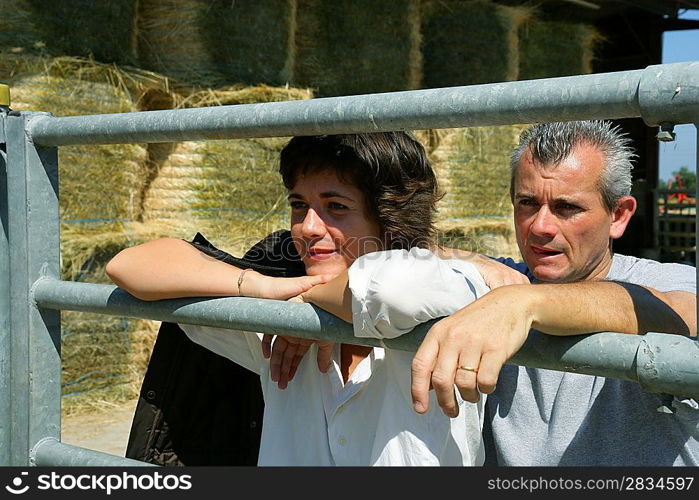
[61,398,138,457]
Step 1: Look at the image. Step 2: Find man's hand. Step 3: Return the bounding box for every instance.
[261,295,334,389]
[431,246,529,289]
[470,255,530,289]
[411,286,532,417]
[411,279,697,418]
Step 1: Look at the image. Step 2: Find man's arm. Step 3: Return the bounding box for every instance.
[431,246,531,288]
[263,247,523,387]
[411,281,697,418]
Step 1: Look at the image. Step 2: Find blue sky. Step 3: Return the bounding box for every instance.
[658,9,699,182]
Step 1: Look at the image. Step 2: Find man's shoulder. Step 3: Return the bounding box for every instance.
[609,253,696,293]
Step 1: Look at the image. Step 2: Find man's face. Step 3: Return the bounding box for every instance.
[512,144,633,283]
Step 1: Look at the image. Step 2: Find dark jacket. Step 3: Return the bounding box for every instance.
[124,230,305,466]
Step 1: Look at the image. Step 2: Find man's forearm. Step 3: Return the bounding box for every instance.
[513,281,696,337]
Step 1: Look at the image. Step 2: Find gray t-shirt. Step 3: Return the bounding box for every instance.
[485,254,698,466]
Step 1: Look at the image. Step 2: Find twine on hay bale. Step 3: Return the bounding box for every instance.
[420,0,531,88]
[293,0,422,97]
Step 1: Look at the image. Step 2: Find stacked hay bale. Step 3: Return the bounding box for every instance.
[415,125,526,259]
[0,1,43,54]
[141,84,314,257]
[292,0,421,96]
[4,55,174,413]
[0,0,138,65]
[518,17,602,80]
[420,0,531,88]
[137,0,295,89]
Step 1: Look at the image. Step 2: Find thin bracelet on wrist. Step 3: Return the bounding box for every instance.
[237,268,253,296]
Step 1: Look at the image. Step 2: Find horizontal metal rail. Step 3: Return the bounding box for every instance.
[31,438,156,467]
[33,278,699,399]
[25,62,699,146]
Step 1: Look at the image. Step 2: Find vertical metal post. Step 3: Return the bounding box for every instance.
[6,112,61,466]
[0,111,10,465]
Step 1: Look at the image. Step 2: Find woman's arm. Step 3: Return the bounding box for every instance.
[106,237,329,301]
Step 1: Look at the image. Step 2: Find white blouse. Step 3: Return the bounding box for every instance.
[180,247,489,466]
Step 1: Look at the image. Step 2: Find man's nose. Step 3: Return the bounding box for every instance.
[531,205,558,237]
[301,208,326,237]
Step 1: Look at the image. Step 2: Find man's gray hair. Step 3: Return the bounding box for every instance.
[510,120,636,211]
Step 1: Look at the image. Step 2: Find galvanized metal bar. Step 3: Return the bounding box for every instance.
[23,62,699,147]
[6,113,61,466]
[0,114,10,466]
[31,438,156,467]
[32,278,699,399]
[26,68,648,146]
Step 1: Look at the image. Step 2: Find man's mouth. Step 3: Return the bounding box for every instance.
[530,245,563,258]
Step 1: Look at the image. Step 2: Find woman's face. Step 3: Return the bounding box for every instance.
[289,169,381,277]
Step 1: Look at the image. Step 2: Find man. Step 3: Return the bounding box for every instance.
[410,120,698,466]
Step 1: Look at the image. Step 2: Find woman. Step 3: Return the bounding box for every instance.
[107,132,491,465]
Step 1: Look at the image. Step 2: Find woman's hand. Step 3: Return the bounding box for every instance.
[241,271,335,300]
[261,295,335,389]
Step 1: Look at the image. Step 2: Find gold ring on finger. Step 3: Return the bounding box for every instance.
[458,365,478,373]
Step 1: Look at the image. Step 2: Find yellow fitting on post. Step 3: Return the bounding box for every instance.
[0,83,9,107]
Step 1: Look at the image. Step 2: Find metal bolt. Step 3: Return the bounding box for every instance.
[656,122,676,142]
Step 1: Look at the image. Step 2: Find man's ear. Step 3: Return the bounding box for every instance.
[610,195,637,240]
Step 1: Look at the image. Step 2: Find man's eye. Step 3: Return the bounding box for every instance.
[518,199,536,207]
[559,203,581,212]
[328,202,348,210]
[289,201,307,209]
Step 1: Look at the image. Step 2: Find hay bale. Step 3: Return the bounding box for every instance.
[0,0,138,65]
[518,18,602,80]
[59,228,163,414]
[0,52,176,107]
[413,125,525,259]
[420,0,530,88]
[0,50,48,83]
[198,0,296,86]
[0,1,44,54]
[141,84,314,256]
[293,0,421,97]
[436,218,520,259]
[10,73,148,224]
[416,125,525,220]
[137,0,295,89]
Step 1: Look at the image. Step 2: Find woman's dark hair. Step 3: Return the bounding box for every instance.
[279,132,441,249]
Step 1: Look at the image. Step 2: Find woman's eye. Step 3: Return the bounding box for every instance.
[289,201,307,210]
[328,202,348,210]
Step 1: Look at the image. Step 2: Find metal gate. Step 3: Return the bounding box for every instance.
[1,62,698,466]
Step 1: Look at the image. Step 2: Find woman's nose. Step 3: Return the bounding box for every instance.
[301,208,327,238]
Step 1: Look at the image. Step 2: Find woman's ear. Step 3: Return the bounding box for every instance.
[609,195,637,240]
